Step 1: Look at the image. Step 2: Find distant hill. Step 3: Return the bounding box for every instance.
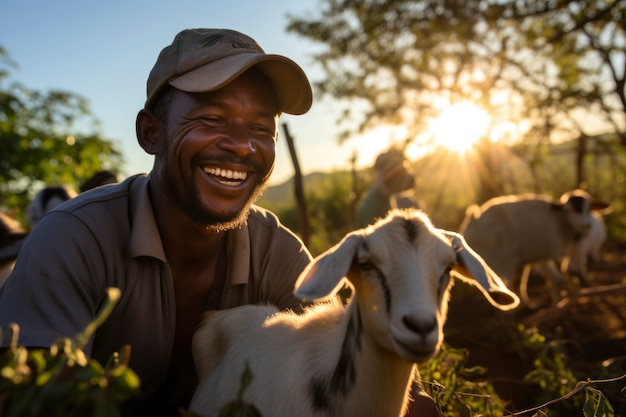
[258,171,350,208]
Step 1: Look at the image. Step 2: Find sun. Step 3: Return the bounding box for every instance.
[427,101,491,152]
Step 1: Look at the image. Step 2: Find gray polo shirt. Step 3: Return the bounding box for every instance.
[0,174,312,398]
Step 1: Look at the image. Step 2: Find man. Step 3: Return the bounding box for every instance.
[0,28,314,415]
[79,170,118,192]
[356,147,420,228]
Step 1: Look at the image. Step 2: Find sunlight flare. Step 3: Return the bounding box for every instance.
[348,125,409,168]
[428,101,491,152]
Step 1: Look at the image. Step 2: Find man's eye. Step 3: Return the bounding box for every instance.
[201,116,224,126]
[252,131,277,142]
[251,125,276,137]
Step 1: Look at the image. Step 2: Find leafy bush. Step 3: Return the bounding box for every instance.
[0,288,140,417]
[420,343,508,416]
[420,330,620,417]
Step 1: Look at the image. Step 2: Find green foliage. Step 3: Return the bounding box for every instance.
[419,332,621,417]
[0,288,141,417]
[0,288,264,417]
[521,326,580,406]
[216,363,262,417]
[584,387,615,417]
[0,47,125,220]
[420,344,508,416]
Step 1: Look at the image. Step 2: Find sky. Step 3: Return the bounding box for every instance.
[1,0,391,186]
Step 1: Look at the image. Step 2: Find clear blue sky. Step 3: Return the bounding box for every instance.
[1,0,386,186]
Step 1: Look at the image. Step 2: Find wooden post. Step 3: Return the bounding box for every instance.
[281,123,310,246]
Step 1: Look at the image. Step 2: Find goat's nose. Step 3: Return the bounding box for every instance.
[402,315,437,337]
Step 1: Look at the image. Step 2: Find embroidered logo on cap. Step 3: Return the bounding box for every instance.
[199,34,263,52]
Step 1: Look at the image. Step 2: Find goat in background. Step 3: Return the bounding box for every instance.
[459,189,611,307]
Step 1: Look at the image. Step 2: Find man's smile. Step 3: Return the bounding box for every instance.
[202,166,249,186]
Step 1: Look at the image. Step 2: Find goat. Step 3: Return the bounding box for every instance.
[190,209,518,417]
[562,210,608,283]
[26,185,77,227]
[458,189,610,306]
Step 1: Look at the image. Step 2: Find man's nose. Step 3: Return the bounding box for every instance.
[220,125,256,155]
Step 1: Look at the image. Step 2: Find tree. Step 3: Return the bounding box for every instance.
[0,47,124,220]
[286,0,625,197]
[499,0,625,144]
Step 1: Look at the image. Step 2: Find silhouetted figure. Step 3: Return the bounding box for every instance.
[26,185,77,227]
[80,170,119,193]
[357,148,420,228]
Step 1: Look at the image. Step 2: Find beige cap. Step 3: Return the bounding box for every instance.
[145,28,313,115]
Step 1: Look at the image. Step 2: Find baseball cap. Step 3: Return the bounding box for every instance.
[145,28,313,115]
[374,148,407,175]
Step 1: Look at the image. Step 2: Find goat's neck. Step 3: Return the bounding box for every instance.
[315,299,416,417]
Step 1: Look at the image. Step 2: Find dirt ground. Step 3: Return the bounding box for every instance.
[443,244,626,415]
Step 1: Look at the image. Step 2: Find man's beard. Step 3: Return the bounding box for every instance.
[167,173,269,232]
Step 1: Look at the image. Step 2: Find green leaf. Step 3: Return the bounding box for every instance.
[239,362,254,394]
[583,387,615,417]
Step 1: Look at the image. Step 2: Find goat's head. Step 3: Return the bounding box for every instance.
[295,209,519,364]
[553,190,611,241]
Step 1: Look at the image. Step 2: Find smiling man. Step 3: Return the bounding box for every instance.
[0,28,313,415]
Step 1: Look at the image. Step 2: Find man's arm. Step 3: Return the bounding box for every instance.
[0,211,104,352]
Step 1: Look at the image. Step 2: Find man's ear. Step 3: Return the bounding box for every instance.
[136,109,162,155]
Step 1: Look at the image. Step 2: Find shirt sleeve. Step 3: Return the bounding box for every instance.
[247,208,313,312]
[265,236,313,312]
[0,211,105,352]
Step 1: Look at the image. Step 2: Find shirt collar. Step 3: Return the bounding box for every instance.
[128,174,251,285]
[129,174,166,262]
[226,225,250,285]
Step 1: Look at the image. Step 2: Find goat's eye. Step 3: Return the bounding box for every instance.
[358,259,374,271]
[438,266,453,298]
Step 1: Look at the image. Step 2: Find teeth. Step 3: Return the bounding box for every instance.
[203,167,248,182]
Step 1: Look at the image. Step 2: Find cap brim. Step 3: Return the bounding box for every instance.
[169,53,313,115]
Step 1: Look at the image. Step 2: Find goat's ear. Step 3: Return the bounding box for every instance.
[294,232,362,301]
[592,200,612,214]
[441,231,520,311]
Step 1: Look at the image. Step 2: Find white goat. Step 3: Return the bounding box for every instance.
[526,210,609,303]
[190,209,518,417]
[459,189,610,306]
[562,210,608,283]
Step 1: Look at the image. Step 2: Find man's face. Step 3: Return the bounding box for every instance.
[154,69,279,230]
